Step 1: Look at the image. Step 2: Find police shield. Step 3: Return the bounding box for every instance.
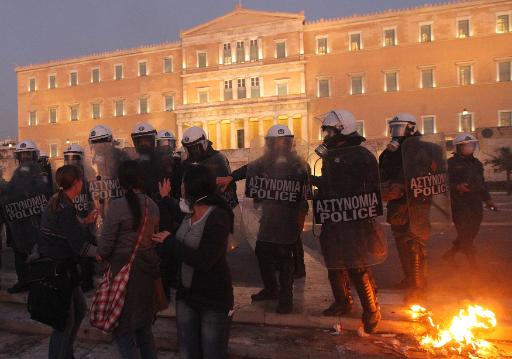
[0,164,52,253]
[83,143,124,238]
[311,145,386,269]
[242,137,309,246]
[401,134,451,236]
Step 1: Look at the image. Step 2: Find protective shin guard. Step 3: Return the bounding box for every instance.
[405,242,426,304]
[350,268,381,333]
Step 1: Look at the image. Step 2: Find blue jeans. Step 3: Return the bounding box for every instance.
[114,324,157,359]
[176,300,231,359]
[48,288,86,359]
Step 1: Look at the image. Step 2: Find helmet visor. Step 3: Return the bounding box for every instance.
[266,136,293,153]
[157,139,176,151]
[64,154,83,167]
[133,135,155,153]
[184,142,207,162]
[389,122,409,138]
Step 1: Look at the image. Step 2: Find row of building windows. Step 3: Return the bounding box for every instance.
[315,62,512,97]
[27,95,175,126]
[27,57,174,92]
[314,12,512,54]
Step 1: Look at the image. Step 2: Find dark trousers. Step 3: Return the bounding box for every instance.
[176,300,231,359]
[78,257,95,291]
[255,241,294,305]
[48,288,86,359]
[452,205,483,254]
[14,250,29,284]
[292,238,305,276]
[114,324,157,359]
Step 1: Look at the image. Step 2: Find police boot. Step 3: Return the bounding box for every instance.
[405,242,427,304]
[323,270,353,316]
[350,268,381,334]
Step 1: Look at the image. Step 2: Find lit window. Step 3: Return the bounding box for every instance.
[28,78,36,92]
[237,79,246,99]
[48,74,56,89]
[351,75,364,95]
[317,37,328,55]
[276,41,286,59]
[250,39,259,61]
[459,112,474,132]
[92,103,101,119]
[197,52,207,68]
[70,105,79,121]
[276,82,288,96]
[115,100,125,117]
[420,24,432,42]
[164,95,174,111]
[50,144,58,158]
[114,64,123,80]
[318,79,330,97]
[499,111,512,126]
[356,120,365,136]
[139,97,149,114]
[385,72,398,92]
[421,68,435,88]
[422,116,436,134]
[69,72,78,86]
[251,77,260,98]
[459,65,473,86]
[138,61,148,76]
[49,107,57,124]
[236,41,245,63]
[497,14,510,33]
[498,61,511,82]
[91,68,100,83]
[28,111,37,126]
[164,57,173,73]
[198,89,208,103]
[458,19,470,38]
[350,33,362,51]
[383,28,396,47]
[224,80,233,101]
[223,43,232,65]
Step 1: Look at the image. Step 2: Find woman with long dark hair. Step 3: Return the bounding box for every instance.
[38,165,99,359]
[153,164,234,359]
[98,160,160,358]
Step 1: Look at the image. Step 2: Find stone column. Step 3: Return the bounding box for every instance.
[273,116,278,125]
[288,115,294,133]
[258,119,264,137]
[230,120,236,149]
[177,122,183,144]
[301,113,308,142]
[202,120,209,139]
[243,118,250,148]
[216,121,222,150]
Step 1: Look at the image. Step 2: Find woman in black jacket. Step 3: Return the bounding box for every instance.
[153,164,234,359]
[38,165,99,359]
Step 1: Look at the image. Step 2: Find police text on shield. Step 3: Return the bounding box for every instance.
[314,192,380,224]
[247,176,302,202]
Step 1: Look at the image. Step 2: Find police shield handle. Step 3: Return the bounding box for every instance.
[216,176,233,193]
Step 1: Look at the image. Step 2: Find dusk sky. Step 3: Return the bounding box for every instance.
[0,0,446,139]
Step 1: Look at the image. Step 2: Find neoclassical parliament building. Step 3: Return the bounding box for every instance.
[16,0,512,159]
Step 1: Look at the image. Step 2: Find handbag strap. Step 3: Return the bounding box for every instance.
[127,197,149,267]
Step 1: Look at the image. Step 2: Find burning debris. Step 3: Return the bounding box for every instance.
[409,304,498,358]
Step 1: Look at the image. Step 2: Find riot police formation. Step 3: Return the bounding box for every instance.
[442,134,495,266]
[1,140,52,293]
[218,125,308,313]
[311,110,384,333]
[379,113,449,303]
[63,143,97,291]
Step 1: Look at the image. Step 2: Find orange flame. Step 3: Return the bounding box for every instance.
[409,304,498,358]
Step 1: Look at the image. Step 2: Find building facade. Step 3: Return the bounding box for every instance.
[17,0,512,160]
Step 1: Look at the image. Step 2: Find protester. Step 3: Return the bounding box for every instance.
[38,165,99,359]
[98,160,161,359]
[153,164,234,359]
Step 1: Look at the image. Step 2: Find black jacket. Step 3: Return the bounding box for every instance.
[448,153,491,209]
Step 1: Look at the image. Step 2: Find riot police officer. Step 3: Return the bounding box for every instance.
[63,144,97,291]
[218,125,308,313]
[312,110,383,333]
[379,113,446,303]
[443,134,494,265]
[1,140,52,293]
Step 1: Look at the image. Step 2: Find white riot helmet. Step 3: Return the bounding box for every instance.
[156,129,177,151]
[386,113,417,152]
[265,124,293,138]
[131,122,157,155]
[181,126,209,162]
[15,140,39,164]
[63,144,84,167]
[315,109,358,157]
[454,133,479,156]
[89,125,113,144]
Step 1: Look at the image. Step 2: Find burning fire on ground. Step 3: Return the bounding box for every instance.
[409,304,498,358]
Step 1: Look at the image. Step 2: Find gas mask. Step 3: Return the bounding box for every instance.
[386,122,415,152]
[315,127,342,158]
[183,140,208,163]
